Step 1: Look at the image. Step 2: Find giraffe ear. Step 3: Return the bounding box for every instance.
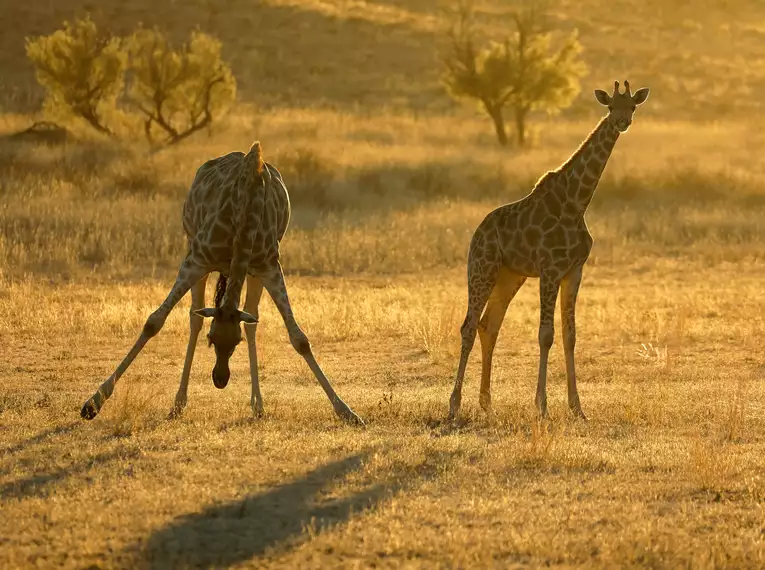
[238,310,258,325]
[194,308,217,319]
[594,89,611,106]
[632,88,650,105]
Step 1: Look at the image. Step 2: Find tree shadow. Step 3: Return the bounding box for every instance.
[0,447,140,500]
[131,450,443,569]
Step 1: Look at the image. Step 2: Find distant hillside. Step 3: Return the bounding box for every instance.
[3,0,764,118]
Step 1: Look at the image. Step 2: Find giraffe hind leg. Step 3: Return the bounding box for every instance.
[448,247,502,421]
[477,269,527,414]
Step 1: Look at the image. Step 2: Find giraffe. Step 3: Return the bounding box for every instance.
[80,142,364,425]
[448,80,650,421]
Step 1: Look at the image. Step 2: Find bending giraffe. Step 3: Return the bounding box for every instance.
[81,142,364,425]
[449,81,650,421]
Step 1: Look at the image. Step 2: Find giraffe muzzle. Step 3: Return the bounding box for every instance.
[212,365,230,389]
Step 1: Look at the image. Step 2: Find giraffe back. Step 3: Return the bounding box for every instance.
[472,171,593,278]
[182,152,291,272]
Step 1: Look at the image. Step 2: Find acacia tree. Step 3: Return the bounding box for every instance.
[126,28,236,146]
[443,1,586,146]
[25,16,125,136]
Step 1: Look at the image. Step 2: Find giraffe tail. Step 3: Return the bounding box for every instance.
[246,141,264,174]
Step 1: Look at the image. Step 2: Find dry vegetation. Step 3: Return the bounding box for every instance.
[2,0,765,568]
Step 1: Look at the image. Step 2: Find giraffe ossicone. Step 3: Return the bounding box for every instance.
[448,80,650,421]
[80,141,364,425]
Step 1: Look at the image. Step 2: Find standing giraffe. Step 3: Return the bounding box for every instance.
[448,81,650,421]
[81,142,364,425]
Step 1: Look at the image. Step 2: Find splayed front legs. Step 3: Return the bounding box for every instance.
[244,275,264,417]
[168,274,209,419]
[262,264,364,425]
[81,257,207,420]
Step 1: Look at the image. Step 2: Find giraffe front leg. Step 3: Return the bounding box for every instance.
[244,275,264,418]
[81,257,207,420]
[261,265,364,426]
[561,266,587,420]
[168,274,209,420]
[535,273,561,420]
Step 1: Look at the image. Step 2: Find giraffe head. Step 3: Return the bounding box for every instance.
[194,306,257,389]
[594,80,650,132]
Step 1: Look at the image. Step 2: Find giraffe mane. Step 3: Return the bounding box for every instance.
[214,274,227,309]
[532,171,557,190]
[558,116,609,173]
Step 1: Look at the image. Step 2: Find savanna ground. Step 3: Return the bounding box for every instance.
[3,0,765,568]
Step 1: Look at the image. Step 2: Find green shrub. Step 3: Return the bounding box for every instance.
[25,16,125,136]
[126,28,237,146]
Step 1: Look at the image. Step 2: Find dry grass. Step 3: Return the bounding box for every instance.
[1,260,764,568]
[3,107,765,279]
[3,4,765,559]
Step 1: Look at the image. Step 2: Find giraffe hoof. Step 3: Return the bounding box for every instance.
[448,395,461,421]
[571,408,589,421]
[251,405,264,419]
[167,407,184,420]
[337,407,365,426]
[80,400,99,420]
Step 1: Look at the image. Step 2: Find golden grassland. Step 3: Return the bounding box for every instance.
[3,107,765,279]
[1,264,765,568]
[1,101,765,567]
[3,1,765,567]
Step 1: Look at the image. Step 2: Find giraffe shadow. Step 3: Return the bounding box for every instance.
[132,453,382,569]
[130,448,456,569]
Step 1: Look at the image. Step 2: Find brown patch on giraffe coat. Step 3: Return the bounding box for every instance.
[580,172,598,187]
[544,225,567,249]
[218,199,234,221]
[524,227,542,248]
[542,192,562,218]
[540,216,557,232]
[530,203,548,226]
[210,222,230,245]
[518,207,532,229]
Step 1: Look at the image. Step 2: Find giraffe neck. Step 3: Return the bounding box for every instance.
[220,274,245,310]
[219,152,266,310]
[220,217,252,310]
[558,116,620,214]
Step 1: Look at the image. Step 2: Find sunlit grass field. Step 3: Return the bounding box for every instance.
[1,264,764,567]
[3,0,765,566]
[2,105,765,567]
